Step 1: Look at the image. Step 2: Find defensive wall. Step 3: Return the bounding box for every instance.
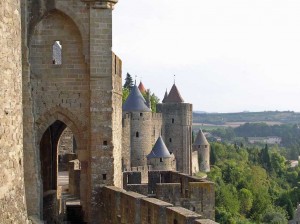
[100,186,217,224]
[123,171,215,220]
[0,0,29,223]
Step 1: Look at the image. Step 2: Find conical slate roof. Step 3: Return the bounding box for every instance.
[162,89,168,103]
[138,81,146,94]
[147,136,172,159]
[164,84,184,103]
[194,130,209,146]
[123,85,151,112]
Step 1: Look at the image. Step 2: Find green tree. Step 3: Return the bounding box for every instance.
[123,73,134,90]
[122,88,130,103]
[270,152,286,177]
[260,144,271,171]
[261,207,288,224]
[239,188,253,215]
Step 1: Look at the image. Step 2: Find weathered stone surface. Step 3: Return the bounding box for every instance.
[0,0,29,223]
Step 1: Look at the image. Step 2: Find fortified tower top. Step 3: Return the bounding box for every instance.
[82,0,118,9]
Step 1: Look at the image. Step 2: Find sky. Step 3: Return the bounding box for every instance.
[112,0,300,113]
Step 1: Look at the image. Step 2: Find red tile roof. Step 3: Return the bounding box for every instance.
[138,81,146,94]
[164,84,184,103]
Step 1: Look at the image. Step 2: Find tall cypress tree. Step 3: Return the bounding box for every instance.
[123,73,134,90]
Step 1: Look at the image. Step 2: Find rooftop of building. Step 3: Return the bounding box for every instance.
[147,136,172,159]
[138,81,147,94]
[194,130,209,146]
[123,84,151,112]
[164,84,184,103]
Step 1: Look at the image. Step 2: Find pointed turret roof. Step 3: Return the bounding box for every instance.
[147,136,172,159]
[162,89,168,103]
[194,130,209,146]
[138,81,147,94]
[164,84,184,103]
[123,85,151,112]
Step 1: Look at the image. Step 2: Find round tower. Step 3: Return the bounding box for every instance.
[193,130,210,172]
[147,136,176,171]
[123,84,152,167]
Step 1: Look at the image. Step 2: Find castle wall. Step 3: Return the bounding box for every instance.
[122,113,131,169]
[0,0,29,222]
[199,145,210,172]
[157,103,193,174]
[148,157,176,171]
[123,170,215,220]
[192,151,200,174]
[150,171,215,220]
[100,186,215,224]
[130,112,152,167]
[21,1,123,222]
[151,113,163,145]
[166,207,202,224]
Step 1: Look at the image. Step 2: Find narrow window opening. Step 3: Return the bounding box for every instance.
[140,113,143,117]
[102,174,107,180]
[198,145,201,149]
[103,141,108,146]
[136,132,139,138]
[174,219,178,224]
[192,206,196,211]
[205,145,208,148]
[169,138,172,143]
[172,118,174,124]
[52,41,62,65]
[160,158,163,162]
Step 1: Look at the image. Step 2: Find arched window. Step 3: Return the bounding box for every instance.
[136,132,139,138]
[52,41,62,65]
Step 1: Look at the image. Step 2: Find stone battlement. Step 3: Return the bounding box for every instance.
[100,186,217,224]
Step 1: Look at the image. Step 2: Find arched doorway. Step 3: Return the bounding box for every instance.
[40,120,80,222]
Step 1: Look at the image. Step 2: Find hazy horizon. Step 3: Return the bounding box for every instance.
[113,0,300,113]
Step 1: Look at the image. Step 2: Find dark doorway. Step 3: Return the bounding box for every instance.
[40,120,68,221]
[40,120,67,193]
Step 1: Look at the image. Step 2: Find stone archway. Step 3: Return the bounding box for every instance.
[35,108,88,222]
[40,119,83,222]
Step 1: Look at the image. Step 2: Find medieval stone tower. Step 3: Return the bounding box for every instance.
[147,136,176,171]
[0,0,123,223]
[193,130,211,172]
[122,84,153,168]
[157,84,193,174]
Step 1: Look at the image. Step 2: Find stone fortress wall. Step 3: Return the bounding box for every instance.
[123,171,215,220]
[100,186,217,224]
[21,0,123,222]
[157,102,193,174]
[0,0,29,223]
[0,0,216,223]
[122,111,163,169]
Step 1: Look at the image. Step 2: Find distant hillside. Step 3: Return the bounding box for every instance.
[193,111,300,125]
